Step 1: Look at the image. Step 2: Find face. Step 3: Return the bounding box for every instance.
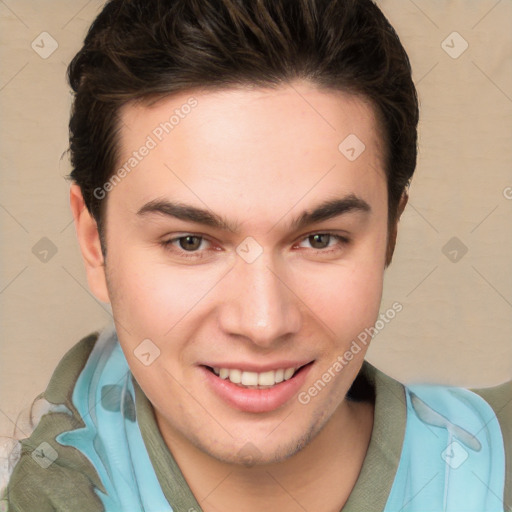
[97,81,389,465]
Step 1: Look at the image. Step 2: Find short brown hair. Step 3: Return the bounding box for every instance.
[67,0,419,250]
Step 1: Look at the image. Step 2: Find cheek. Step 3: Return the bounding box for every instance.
[298,234,387,342]
[106,245,223,338]
[301,262,383,343]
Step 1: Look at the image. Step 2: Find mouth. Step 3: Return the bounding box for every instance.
[200,361,315,413]
[202,361,314,389]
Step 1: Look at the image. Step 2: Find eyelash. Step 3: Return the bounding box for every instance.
[160,232,351,260]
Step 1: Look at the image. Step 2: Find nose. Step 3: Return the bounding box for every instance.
[217,251,302,348]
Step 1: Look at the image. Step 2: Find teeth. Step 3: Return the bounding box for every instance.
[283,368,295,380]
[229,369,242,384]
[258,370,275,386]
[211,366,298,387]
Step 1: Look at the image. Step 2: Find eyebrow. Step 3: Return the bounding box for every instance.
[136,193,371,234]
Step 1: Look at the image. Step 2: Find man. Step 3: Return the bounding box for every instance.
[2,0,510,510]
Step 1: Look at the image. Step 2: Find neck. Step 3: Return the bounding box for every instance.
[157,398,374,512]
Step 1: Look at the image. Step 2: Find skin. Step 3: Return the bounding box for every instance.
[70,80,407,511]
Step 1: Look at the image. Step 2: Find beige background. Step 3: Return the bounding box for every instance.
[1,0,511,439]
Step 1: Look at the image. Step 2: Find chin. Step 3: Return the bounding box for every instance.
[202,421,320,468]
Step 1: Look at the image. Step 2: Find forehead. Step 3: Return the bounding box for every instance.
[111,82,387,225]
[120,83,383,156]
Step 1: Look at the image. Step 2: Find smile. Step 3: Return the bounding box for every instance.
[209,366,299,388]
[201,362,314,413]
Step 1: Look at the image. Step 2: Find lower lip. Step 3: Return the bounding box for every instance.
[200,363,314,413]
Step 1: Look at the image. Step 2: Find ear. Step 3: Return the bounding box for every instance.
[69,184,110,303]
[385,191,408,268]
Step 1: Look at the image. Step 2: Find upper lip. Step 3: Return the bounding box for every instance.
[200,360,314,372]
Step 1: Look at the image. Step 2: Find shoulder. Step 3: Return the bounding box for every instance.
[470,378,512,454]
[406,378,511,512]
[470,378,512,416]
[44,331,100,405]
[471,379,512,512]
[1,331,106,512]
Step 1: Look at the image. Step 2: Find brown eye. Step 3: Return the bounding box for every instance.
[161,234,212,259]
[308,233,331,249]
[296,232,350,256]
[178,235,203,251]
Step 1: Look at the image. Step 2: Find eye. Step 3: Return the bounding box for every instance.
[161,234,213,259]
[160,231,351,260]
[296,232,350,254]
[174,235,204,251]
